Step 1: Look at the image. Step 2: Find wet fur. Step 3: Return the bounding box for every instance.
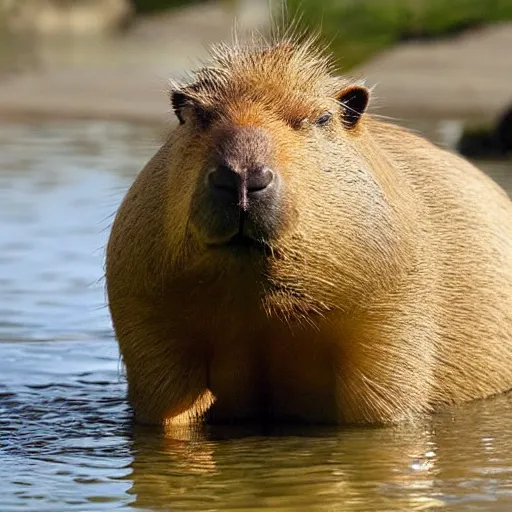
[106,33,512,426]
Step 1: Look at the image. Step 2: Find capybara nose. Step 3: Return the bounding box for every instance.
[208,164,274,204]
[246,166,274,193]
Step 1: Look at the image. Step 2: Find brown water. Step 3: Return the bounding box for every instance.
[1,120,512,512]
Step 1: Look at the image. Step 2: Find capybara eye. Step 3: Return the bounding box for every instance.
[316,112,332,127]
[194,107,216,128]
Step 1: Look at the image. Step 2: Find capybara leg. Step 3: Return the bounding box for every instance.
[336,368,432,425]
[335,319,435,424]
[124,348,210,426]
[111,304,210,425]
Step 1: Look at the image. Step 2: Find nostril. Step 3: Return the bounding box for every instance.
[208,165,275,202]
[208,165,239,192]
[247,167,274,193]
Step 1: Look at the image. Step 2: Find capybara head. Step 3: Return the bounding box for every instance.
[164,36,415,318]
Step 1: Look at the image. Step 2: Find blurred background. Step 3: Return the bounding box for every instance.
[1,2,512,511]
[0,0,511,150]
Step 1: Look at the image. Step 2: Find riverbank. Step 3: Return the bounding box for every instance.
[0,1,510,129]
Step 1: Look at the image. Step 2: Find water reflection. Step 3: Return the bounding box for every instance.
[128,423,440,511]
[0,120,511,511]
[126,396,512,511]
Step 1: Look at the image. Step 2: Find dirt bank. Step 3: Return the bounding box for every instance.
[358,23,512,122]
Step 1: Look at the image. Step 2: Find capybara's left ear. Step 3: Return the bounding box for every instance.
[170,89,189,125]
[335,85,370,129]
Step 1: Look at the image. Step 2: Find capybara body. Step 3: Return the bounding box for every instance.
[105,35,512,426]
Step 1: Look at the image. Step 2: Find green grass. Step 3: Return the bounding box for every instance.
[286,0,512,70]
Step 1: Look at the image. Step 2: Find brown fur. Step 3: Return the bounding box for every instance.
[105,33,512,426]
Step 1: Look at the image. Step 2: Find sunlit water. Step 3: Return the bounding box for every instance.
[1,120,512,512]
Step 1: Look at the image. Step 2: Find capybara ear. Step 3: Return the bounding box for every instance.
[335,85,370,129]
[170,90,188,125]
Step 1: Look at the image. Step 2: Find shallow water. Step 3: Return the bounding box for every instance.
[1,120,512,512]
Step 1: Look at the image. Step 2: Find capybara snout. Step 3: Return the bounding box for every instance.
[202,124,282,244]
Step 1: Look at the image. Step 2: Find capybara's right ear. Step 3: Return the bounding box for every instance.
[335,85,370,129]
[171,90,188,125]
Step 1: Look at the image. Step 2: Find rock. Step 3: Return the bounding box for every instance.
[496,105,512,154]
[0,0,133,36]
[458,105,512,158]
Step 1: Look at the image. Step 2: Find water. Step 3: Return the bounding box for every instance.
[0,120,511,512]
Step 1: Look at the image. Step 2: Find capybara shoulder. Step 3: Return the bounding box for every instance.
[105,34,512,426]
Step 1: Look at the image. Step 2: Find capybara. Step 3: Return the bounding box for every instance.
[105,34,512,426]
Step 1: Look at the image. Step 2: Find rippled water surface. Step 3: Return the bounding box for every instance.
[1,120,512,512]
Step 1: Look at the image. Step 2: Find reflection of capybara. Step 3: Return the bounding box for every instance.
[105,35,512,426]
